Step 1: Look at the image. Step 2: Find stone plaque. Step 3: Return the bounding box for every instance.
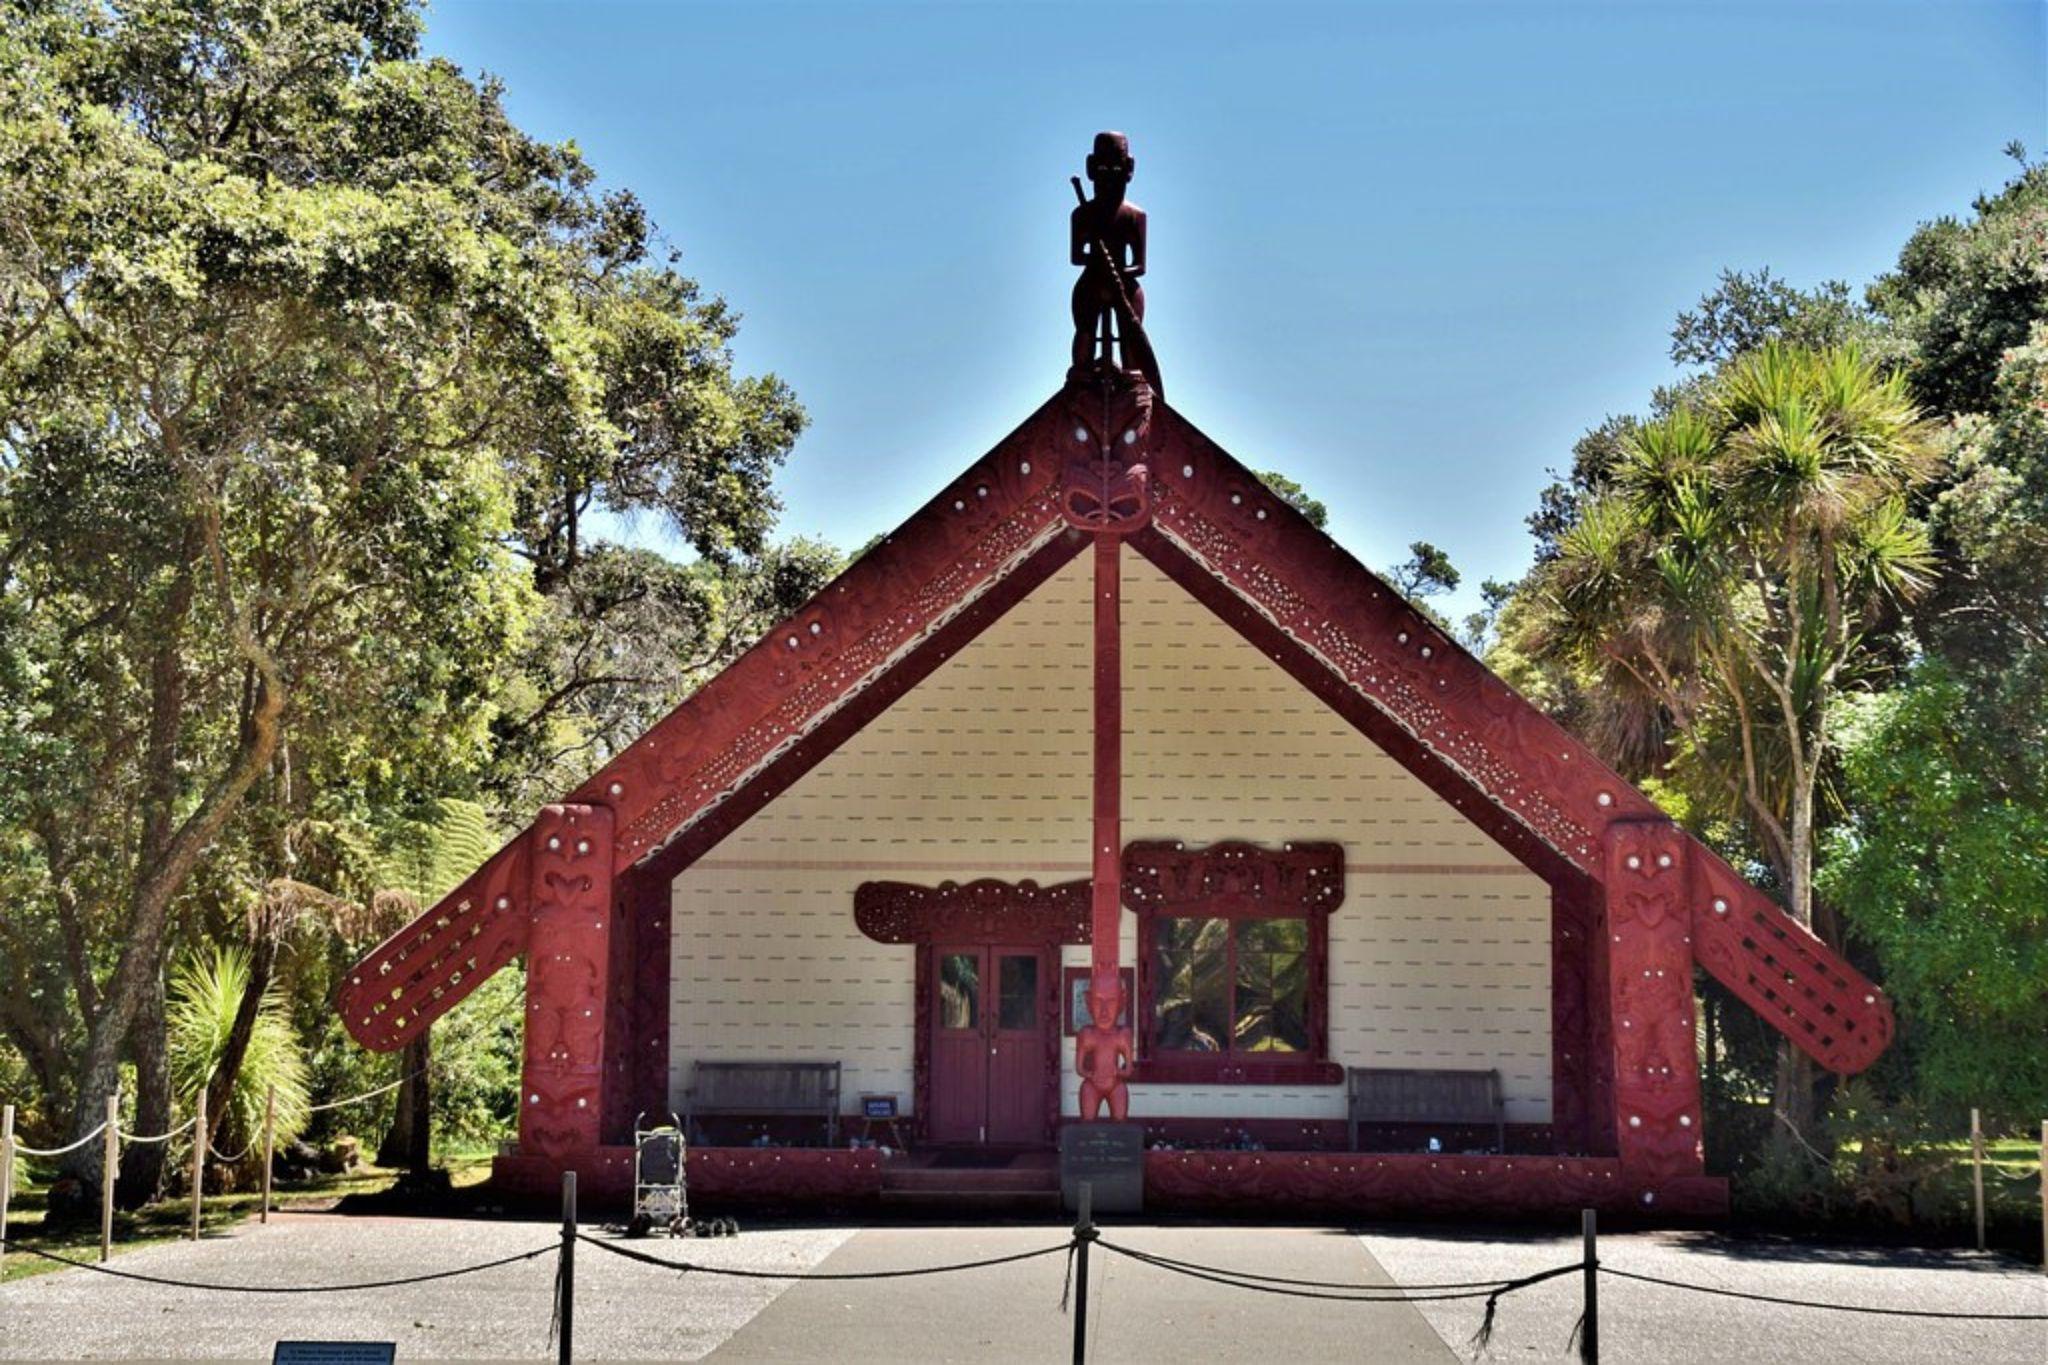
[1060,1121,1144,1214]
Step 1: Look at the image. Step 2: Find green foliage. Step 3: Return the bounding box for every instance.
[1820,666,2048,1115]
[426,969,523,1151]
[1528,343,1939,923]
[167,945,311,1148]
[0,0,819,1163]
[1672,268,1882,369]
[1254,469,1328,528]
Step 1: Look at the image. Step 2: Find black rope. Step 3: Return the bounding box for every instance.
[1598,1266,2048,1322]
[1097,1242,1532,1293]
[575,1231,1072,1281]
[1096,1239,1581,1305]
[5,1240,557,1294]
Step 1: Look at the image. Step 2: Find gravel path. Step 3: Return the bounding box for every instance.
[0,1211,853,1361]
[1358,1224,2048,1364]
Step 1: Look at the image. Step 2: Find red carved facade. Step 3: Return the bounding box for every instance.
[1125,840,1346,1086]
[855,878,1090,1146]
[336,380,1894,1221]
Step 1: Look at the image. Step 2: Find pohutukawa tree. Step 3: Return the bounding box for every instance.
[1530,342,1940,1134]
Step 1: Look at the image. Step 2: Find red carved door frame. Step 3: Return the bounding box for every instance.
[855,878,1090,1146]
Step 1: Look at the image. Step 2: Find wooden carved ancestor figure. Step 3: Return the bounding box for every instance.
[1070,131,1162,396]
[1076,978,1133,1121]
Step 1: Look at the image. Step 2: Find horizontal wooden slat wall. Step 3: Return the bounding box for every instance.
[669,550,1552,1123]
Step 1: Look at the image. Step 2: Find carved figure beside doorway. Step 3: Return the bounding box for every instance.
[1076,977,1133,1121]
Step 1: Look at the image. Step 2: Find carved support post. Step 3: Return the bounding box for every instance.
[520,804,616,1160]
[1079,534,1132,1120]
[1601,821,1706,1205]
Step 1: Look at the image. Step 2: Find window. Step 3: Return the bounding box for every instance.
[1127,840,1344,1085]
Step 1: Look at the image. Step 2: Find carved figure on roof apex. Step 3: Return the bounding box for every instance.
[1069,131,1161,398]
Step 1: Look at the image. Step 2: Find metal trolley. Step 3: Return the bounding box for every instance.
[628,1113,735,1238]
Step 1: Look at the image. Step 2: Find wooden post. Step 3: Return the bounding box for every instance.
[1580,1208,1599,1365]
[1,1102,15,1271]
[99,1092,118,1263]
[1971,1107,1986,1254]
[260,1085,276,1225]
[2038,1119,2045,1273]
[558,1170,577,1365]
[1071,1180,1094,1365]
[189,1088,207,1241]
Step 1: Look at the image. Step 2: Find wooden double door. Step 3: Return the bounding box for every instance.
[928,944,1053,1146]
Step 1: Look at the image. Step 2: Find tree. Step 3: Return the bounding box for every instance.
[1255,470,1328,529]
[0,0,803,1197]
[1819,664,2048,1117]
[1385,541,1460,603]
[1528,343,1940,1134]
[1671,268,1880,370]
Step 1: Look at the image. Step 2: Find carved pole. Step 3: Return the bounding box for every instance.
[1087,535,1128,1117]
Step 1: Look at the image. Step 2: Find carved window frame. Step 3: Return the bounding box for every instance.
[1124,841,1346,1086]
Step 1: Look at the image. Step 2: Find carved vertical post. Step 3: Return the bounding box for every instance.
[1082,534,1131,1119]
[520,804,616,1162]
[1601,820,1705,1206]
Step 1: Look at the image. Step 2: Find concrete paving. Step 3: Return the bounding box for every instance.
[3,1210,2044,1363]
[0,1210,852,1362]
[706,1221,1455,1363]
[1360,1223,2048,1365]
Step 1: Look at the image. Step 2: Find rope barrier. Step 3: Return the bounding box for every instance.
[305,1073,414,1114]
[207,1133,261,1164]
[5,1240,558,1293]
[1088,1242,1535,1293]
[1597,1266,2048,1321]
[575,1231,1073,1281]
[118,1118,197,1146]
[1096,1238,1581,1304]
[12,1123,108,1157]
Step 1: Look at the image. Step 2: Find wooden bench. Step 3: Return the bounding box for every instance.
[684,1061,841,1146]
[1347,1066,1505,1154]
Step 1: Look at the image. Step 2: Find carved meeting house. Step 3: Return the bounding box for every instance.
[339,136,1893,1218]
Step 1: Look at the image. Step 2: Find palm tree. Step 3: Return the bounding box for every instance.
[1533,342,1939,1135]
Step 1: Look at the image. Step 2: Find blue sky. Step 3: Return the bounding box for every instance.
[424,1,2044,615]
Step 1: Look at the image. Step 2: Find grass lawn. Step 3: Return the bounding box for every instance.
[1,1152,496,1285]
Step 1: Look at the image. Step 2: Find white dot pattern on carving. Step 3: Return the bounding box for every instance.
[666,552,1552,1125]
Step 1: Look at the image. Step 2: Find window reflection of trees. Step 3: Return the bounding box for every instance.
[1151,916,1309,1055]
[940,953,979,1030]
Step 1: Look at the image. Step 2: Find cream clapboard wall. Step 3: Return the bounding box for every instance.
[669,548,1553,1123]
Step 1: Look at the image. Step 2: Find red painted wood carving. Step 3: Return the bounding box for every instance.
[1143,407,1662,873]
[519,804,616,1159]
[337,835,530,1052]
[1692,846,1893,1074]
[1145,1151,1726,1218]
[853,879,1092,945]
[1123,839,1345,915]
[856,878,1088,1144]
[571,402,1079,871]
[1125,840,1345,1086]
[1550,879,1609,1156]
[494,1147,883,1204]
[1602,822,1705,1197]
